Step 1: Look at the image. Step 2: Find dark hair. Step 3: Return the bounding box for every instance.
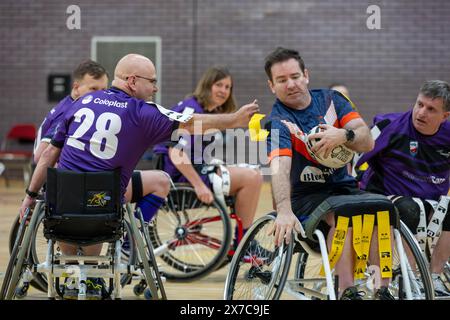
[419,80,450,112]
[264,47,306,81]
[72,59,108,81]
[192,65,237,113]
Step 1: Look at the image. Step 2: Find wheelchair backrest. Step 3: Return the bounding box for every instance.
[44,168,123,245]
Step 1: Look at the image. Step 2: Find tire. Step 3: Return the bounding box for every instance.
[224,213,293,300]
[389,221,434,300]
[9,208,136,291]
[8,209,47,292]
[1,203,42,299]
[148,185,232,281]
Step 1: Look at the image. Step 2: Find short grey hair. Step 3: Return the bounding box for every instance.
[419,80,450,112]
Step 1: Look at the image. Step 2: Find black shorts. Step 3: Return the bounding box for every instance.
[291,183,366,221]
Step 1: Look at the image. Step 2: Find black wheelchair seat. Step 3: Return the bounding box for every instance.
[303,192,399,242]
[43,168,123,246]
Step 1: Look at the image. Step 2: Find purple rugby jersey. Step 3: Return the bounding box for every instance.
[34,95,74,157]
[51,87,181,199]
[357,110,450,201]
[153,96,220,185]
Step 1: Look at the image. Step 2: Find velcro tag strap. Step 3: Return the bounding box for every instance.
[208,164,231,209]
[352,214,375,280]
[377,211,392,278]
[412,197,428,252]
[320,215,349,276]
[427,196,449,238]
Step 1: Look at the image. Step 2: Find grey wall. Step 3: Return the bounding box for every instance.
[1,0,449,140]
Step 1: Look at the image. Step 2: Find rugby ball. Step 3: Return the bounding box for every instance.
[306,126,355,168]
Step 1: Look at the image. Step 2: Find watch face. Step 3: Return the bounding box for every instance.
[346,129,355,142]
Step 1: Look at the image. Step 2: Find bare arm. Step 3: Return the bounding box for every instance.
[310,118,374,158]
[179,100,259,134]
[168,147,213,204]
[33,141,49,164]
[269,156,301,246]
[20,144,61,219]
[343,118,374,153]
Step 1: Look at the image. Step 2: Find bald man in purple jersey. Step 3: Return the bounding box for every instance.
[32,59,172,252]
[20,53,259,260]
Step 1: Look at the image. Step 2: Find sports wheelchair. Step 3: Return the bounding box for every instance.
[224,194,434,300]
[147,182,241,282]
[400,195,450,296]
[146,160,250,282]
[1,168,166,300]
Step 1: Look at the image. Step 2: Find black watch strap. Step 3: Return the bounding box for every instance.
[345,129,355,142]
[25,188,38,198]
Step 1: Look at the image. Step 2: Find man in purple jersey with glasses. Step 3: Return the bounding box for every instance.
[32,59,172,258]
[20,53,259,298]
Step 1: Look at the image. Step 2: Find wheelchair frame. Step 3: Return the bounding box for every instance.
[1,200,166,300]
[224,212,434,300]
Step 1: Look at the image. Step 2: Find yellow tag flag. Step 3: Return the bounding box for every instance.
[320,216,349,276]
[377,211,392,278]
[249,113,269,141]
[352,214,374,279]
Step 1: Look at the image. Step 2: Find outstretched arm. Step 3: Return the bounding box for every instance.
[179,100,259,133]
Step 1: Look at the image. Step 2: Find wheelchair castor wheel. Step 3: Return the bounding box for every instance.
[133,284,146,296]
[14,285,29,299]
[144,288,153,300]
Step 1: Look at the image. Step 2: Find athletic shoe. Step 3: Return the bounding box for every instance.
[62,277,78,300]
[340,286,365,300]
[375,286,395,300]
[432,274,450,297]
[86,278,103,300]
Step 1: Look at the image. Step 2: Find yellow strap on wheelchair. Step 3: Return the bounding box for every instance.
[249,113,269,142]
[352,214,374,279]
[377,211,392,278]
[320,215,349,276]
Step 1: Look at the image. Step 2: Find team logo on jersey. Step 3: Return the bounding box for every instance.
[82,95,93,104]
[409,141,418,157]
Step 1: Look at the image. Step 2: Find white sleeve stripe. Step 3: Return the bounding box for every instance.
[324,100,338,125]
[371,125,381,140]
[146,101,193,123]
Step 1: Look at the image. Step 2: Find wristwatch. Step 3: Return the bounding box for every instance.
[25,188,38,198]
[345,129,355,142]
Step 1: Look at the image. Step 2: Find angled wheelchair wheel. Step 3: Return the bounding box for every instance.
[389,221,434,300]
[148,184,232,281]
[9,208,136,293]
[1,204,42,300]
[224,213,294,300]
[8,207,47,293]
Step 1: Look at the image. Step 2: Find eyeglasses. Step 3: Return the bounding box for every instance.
[126,75,158,85]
